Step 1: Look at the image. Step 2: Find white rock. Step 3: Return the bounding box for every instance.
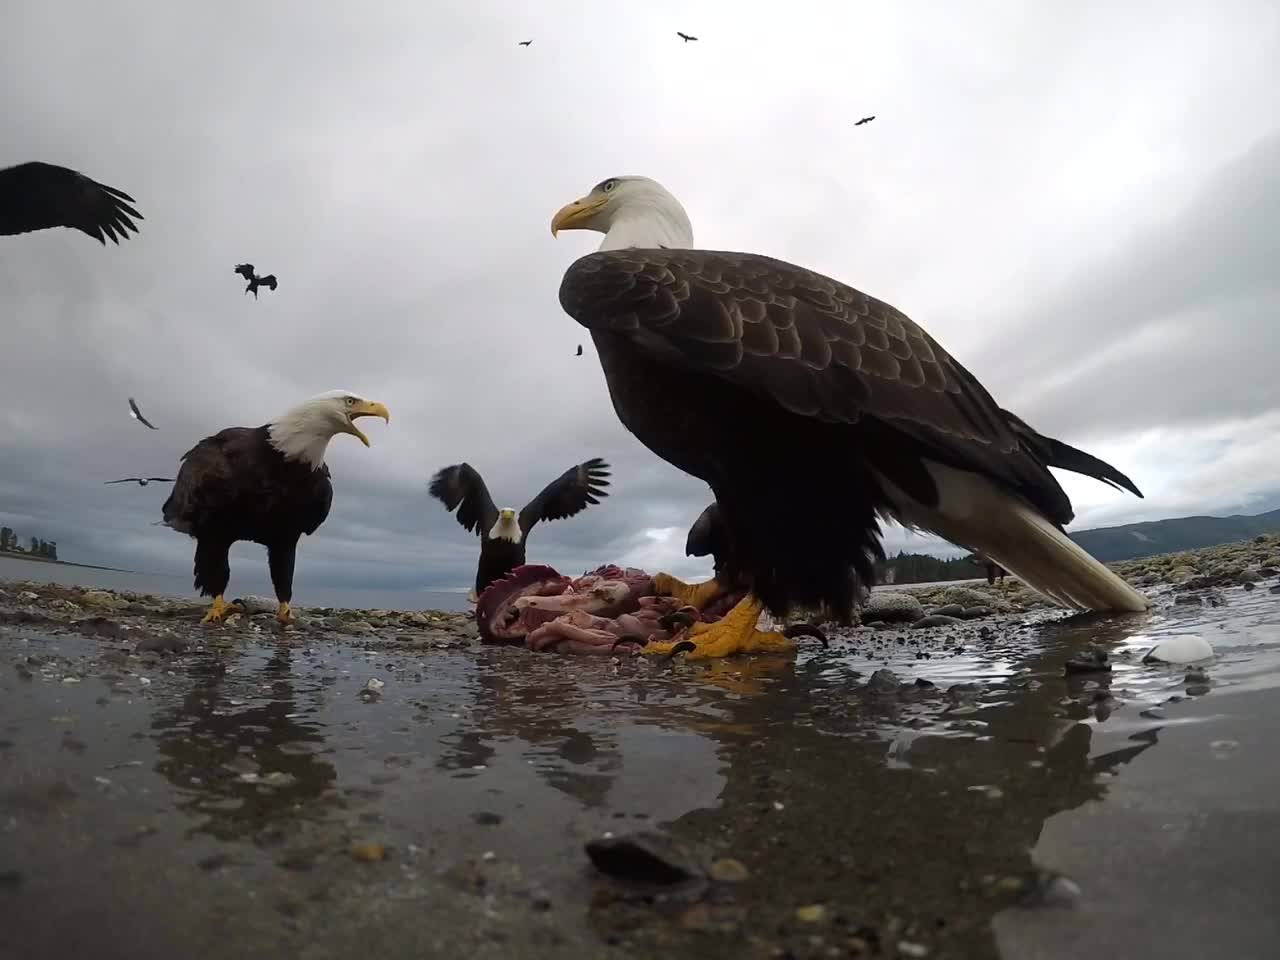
[1141,634,1214,665]
[861,591,924,623]
[364,678,386,693]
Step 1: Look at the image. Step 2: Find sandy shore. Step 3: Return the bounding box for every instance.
[2,537,1278,960]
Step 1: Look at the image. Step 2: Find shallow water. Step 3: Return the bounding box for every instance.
[2,582,1278,958]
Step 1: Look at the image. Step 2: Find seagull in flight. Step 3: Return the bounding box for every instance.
[105,477,174,487]
[128,397,158,430]
[518,40,532,47]
[854,116,876,126]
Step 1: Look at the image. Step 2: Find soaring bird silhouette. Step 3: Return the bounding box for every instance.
[234,263,278,299]
[128,397,159,430]
[854,116,876,126]
[518,40,532,47]
[676,31,698,42]
[105,477,174,487]
[0,161,142,244]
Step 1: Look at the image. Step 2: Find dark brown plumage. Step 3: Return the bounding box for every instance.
[234,263,278,299]
[0,161,142,244]
[429,458,612,596]
[162,427,333,610]
[559,248,1142,621]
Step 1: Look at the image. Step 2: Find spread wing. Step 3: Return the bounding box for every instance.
[429,463,499,536]
[234,263,255,280]
[519,457,611,534]
[128,397,158,430]
[0,162,142,244]
[260,275,277,290]
[104,478,140,485]
[559,249,1073,523]
[146,477,175,483]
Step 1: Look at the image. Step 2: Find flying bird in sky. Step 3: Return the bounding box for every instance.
[105,477,175,487]
[854,116,876,126]
[518,40,532,46]
[676,31,698,42]
[161,390,390,624]
[575,344,583,356]
[234,263,278,299]
[429,458,612,600]
[128,397,159,430]
[0,161,142,244]
[551,175,1149,660]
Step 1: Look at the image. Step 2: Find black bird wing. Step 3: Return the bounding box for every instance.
[677,32,698,41]
[558,249,1107,527]
[145,477,176,483]
[234,263,255,280]
[260,274,277,290]
[428,463,500,537]
[104,478,142,485]
[685,502,726,558]
[999,409,1143,497]
[128,397,159,430]
[519,40,532,46]
[855,116,876,125]
[519,457,611,534]
[0,162,142,244]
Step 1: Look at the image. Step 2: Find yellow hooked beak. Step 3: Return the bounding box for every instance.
[345,400,390,447]
[499,508,516,521]
[550,194,608,237]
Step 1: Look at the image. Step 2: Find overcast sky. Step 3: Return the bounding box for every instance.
[3,0,1278,599]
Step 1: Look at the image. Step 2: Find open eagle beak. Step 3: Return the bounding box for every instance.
[346,400,390,447]
[551,195,607,237]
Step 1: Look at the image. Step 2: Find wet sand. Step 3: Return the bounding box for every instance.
[3,542,1279,959]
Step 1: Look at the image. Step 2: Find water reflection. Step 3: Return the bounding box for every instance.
[150,643,344,841]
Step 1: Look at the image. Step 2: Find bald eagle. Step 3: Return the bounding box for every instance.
[161,391,389,624]
[0,161,142,244]
[551,175,1148,659]
[429,458,612,599]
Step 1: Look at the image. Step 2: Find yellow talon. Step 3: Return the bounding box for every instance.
[651,572,724,610]
[276,601,292,624]
[201,595,236,624]
[642,595,795,660]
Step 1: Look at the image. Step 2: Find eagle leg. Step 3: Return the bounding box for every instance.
[200,595,241,624]
[276,601,292,624]
[641,594,794,660]
[650,573,724,610]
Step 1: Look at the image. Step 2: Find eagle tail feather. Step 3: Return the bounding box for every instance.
[882,461,1149,613]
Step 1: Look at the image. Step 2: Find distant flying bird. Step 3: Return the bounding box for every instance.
[105,477,175,487]
[550,174,1149,660]
[518,40,532,47]
[676,31,698,42]
[854,116,876,126]
[161,390,390,624]
[128,397,159,430]
[429,458,612,599]
[575,344,583,356]
[0,161,142,244]
[234,263,278,299]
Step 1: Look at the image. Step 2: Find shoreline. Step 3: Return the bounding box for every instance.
[0,550,134,574]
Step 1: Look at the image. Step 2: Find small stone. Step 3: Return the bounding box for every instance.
[795,904,827,924]
[912,614,962,629]
[350,842,387,862]
[860,591,924,624]
[1064,647,1110,674]
[867,668,900,692]
[898,942,929,958]
[929,604,965,618]
[1139,707,1166,720]
[471,811,503,826]
[708,858,750,883]
[346,620,375,634]
[1184,667,1210,685]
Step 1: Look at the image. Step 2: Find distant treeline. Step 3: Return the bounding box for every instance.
[874,551,976,585]
[0,527,58,561]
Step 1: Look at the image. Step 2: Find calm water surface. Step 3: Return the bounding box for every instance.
[2,576,1277,958]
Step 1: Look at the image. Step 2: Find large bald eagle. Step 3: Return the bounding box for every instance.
[551,175,1148,659]
[161,391,389,624]
[429,458,612,599]
[0,161,142,244]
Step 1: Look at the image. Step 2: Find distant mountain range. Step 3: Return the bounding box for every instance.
[1068,508,1280,563]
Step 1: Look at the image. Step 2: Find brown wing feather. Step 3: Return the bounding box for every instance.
[559,249,1071,522]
